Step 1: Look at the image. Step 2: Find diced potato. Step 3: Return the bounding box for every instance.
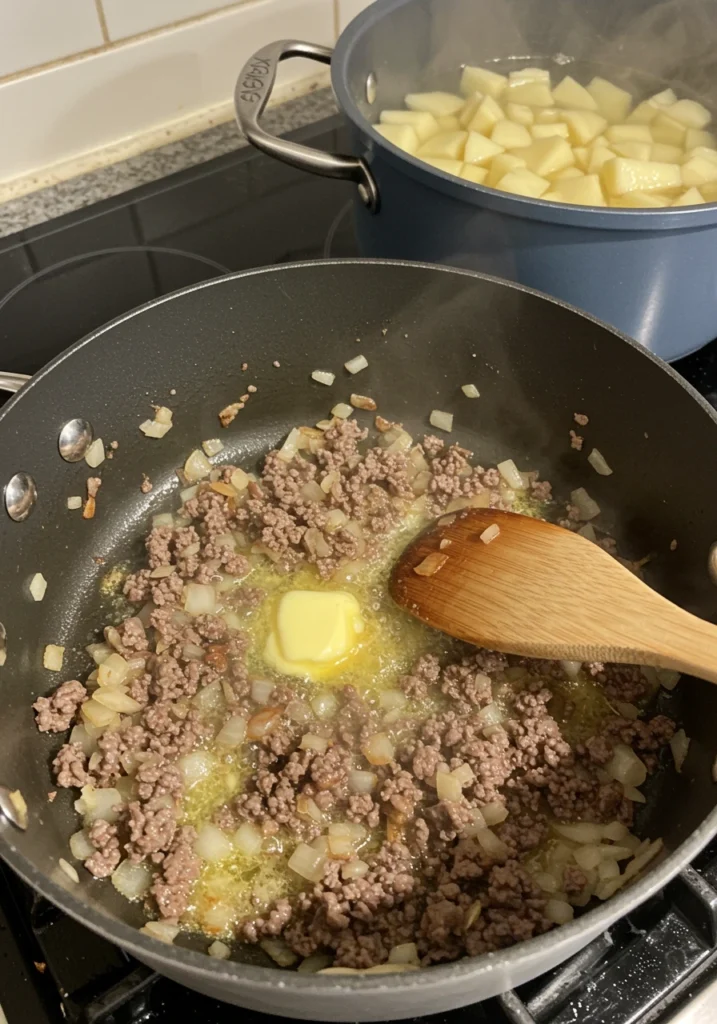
[587,77,632,122]
[553,75,599,111]
[550,166,585,181]
[592,134,611,148]
[681,154,717,186]
[379,110,439,143]
[651,112,686,146]
[672,186,706,205]
[460,164,488,184]
[463,131,504,165]
[508,67,550,86]
[688,146,717,164]
[375,123,419,154]
[458,93,485,128]
[417,130,468,160]
[405,92,464,117]
[437,115,461,131]
[572,146,590,170]
[626,88,677,124]
[535,108,561,124]
[686,128,717,150]
[460,66,507,99]
[562,109,608,145]
[486,153,526,187]
[506,81,553,107]
[601,157,682,195]
[651,142,684,163]
[421,157,464,176]
[612,192,671,207]
[506,102,534,126]
[531,123,569,139]
[606,124,652,144]
[667,99,711,129]
[466,95,505,135]
[587,146,616,174]
[611,140,652,161]
[699,181,717,201]
[495,168,551,198]
[491,119,532,148]
[544,172,606,206]
[512,136,575,176]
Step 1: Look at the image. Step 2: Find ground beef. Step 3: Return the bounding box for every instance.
[33,680,87,733]
[399,653,440,700]
[151,826,200,919]
[570,430,584,451]
[83,820,122,878]
[52,743,89,788]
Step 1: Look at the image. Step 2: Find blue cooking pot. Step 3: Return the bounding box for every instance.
[235,0,717,361]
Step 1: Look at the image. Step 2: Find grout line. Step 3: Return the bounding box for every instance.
[93,0,110,44]
[0,0,248,87]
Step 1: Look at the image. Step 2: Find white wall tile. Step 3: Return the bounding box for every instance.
[0,0,334,181]
[0,0,104,78]
[336,0,374,32]
[101,0,240,42]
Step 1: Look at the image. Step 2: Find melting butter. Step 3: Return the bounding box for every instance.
[263,589,365,681]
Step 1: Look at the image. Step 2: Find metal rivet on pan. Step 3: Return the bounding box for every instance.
[58,418,93,462]
[5,472,37,521]
[365,72,377,105]
[708,543,717,586]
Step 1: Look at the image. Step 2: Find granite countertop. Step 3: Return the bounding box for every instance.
[0,87,337,239]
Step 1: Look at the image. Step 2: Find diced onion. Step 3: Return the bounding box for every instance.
[30,573,47,601]
[58,858,80,884]
[573,844,603,871]
[477,702,504,728]
[301,733,329,754]
[497,459,524,490]
[178,751,215,787]
[98,652,129,686]
[480,524,500,545]
[81,699,119,728]
[598,858,621,881]
[139,419,172,439]
[413,552,448,576]
[670,728,690,773]
[657,668,681,690]
[379,690,408,711]
[93,688,142,713]
[111,859,152,899]
[461,808,487,838]
[86,642,112,665]
[251,679,274,705]
[286,700,312,724]
[311,691,338,720]
[553,822,605,844]
[389,942,420,965]
[588,448,613,476]
[362,732,394,766]
[570,487,601,521]
[311,371,335,386]
[615,702,640,720]
[141,920,180,943]
[69,724,97,756]
[451,763,475,788]
[325,509,347,531]
[195,823,234,863]
[261,937,299,967]
[331,403,353,419]
[67,496,82,510]
[75,786,124,824]
[43,644,65,671]
[533,871,559,893]
[341,859,369,880]
[230,469,249,492]
[436,768,462,802]
[461,384,480,398]
[475,828,509,859]
[209,940,231,959]
[481,801,509,826]
[348,769,377,794]
[577,523,597,542]
[560,660,582,680]
[231,821,263,856]
[345,355,368,375]
[192,680,225,715]
[184,449,212,483]
[202,438,224,457]
[598,844,633,860]
[184,583,216,616]
[602,821,629,842]
[247,706,283,740]
[202,904,235,933]
[288,842,327,882]
[297,795,326,824]
[180,485,198,502]
[624,785,646,803]
[327,823,356,859]
[84,438,105,468]
[429,409,453,433]
[605,744,647,788]
[152,513,174,527]
[545,899,574,924]
[155,406,173,425]
[69,830,95,860]
[298,953,335,973]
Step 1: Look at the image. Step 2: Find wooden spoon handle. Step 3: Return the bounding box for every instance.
[646,603,717,684]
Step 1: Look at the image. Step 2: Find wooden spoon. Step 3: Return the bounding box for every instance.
[390,508,717,684]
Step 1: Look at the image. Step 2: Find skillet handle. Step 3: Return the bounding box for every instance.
[234,40,379,212]
[0,372,30,393]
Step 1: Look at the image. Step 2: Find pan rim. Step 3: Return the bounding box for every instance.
[1,256,716,995]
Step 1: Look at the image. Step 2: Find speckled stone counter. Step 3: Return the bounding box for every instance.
[0,88,337,239]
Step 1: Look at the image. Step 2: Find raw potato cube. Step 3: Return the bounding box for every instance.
[651,112,686,146]
[562,109,608,145]
[531,123,569,139]
[421,157,464,176]
[672,186,706,205]
[667,99,711,129]
[627,88,677,124]
[592,134,611,148]
[459,93,485,128]
[437,115,461,131]
[466,95,505,135]
[601,157,682,195]
[686,128,717,150]
[464,131,504,165]
[460,66,507,99]
[550,166,585,181]
[375,123,419,154]
[417,130,468,160]
[572,147,590,170]
[611,140,652,161]
[535,108,561,124]
[405,92,464,117]
[606,124,652,144]
[496,168,551,198]
[612,191,672,207]
[491,119,532,148]
[506,81,554,107]
[379,110,440,143]
[553,75,599,111]
[544,173,606,206]
[486,153,526,187]
[506,102,534,126]
[688,146,717,164]
[699,181,717,201]
[508,67,550,85]
[681,154,717,186]
[587,77,632,122]
[651,142,684,163]
[513,136,575,176]
[461,164,488,184]
[587,146,616,174]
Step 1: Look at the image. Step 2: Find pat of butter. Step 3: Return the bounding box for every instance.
[263,590,364,679]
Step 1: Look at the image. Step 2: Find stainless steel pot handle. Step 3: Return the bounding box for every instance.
[0,372,30,393]
[234,40,379,212]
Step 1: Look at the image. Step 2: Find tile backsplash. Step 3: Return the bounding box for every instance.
[0,0,374,185]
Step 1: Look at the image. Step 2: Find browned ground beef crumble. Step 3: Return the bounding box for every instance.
[34,419,675,968]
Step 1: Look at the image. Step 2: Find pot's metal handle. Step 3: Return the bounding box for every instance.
[0,372,30,393]
[234,40,379,212]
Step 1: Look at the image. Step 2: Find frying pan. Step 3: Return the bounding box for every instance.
[1,259,717,1022]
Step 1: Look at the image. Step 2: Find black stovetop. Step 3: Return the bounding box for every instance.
[2,114,717,1024]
